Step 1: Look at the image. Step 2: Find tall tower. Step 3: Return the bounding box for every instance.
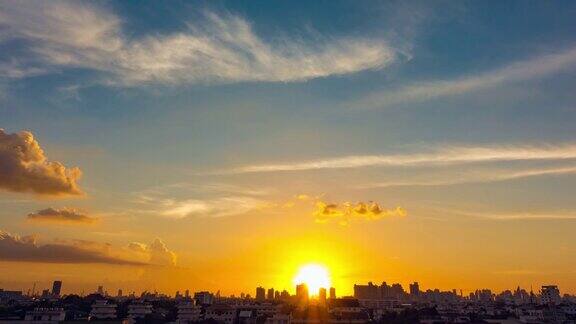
[255,287,266,301]
[318,287,327,306]
[296,283,309,304]
[329,287,336,300]
[51,280,62,297]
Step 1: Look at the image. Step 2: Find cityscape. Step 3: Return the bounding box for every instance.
[1,279,575,323]
[1,0,576,324]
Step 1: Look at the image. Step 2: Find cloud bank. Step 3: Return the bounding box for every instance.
[0,129,82,196]
[0,1,396,86]
[0,230,143,265]
[27,207,97,225]
[357,46,576,108]
[216,144,576,174]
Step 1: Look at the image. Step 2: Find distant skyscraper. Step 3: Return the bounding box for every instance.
[296,283,309,304]
[255,287,266,301]
[541,285,561,305]
[267,288,274,300]
[274,290,280,300]
[97,286,104,295]
[409,282,420,297]
[318,287,327,305]
[117,289,123,298]
[51,280,62,297]
[329,287,336,300]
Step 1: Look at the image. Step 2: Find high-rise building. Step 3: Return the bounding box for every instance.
[409,282,420,297]
[274,290,280,300]
[296,284,309,304]
[256,287,266,301]
[329,287,336,300]
[541,285,561,305]
[97,286,104,295]
[51,280,62,297]
[318,287,327,305]
[117,289,123,298]
[267,288,275,300]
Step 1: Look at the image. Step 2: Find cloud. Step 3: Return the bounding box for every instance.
[446,209,576,221]
[0,1,397,86]
[357,46,576,108]
[359,165,576,189]
[127,238,177,266]
[0,230,144,265]
[313,200,406,226]
[27,207,98,225]
[214,144,576,174]
[0,129,83,196]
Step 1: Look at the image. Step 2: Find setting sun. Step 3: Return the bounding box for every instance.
[293,264,331,296]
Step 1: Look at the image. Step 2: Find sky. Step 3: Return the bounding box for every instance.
[1,0,576,297]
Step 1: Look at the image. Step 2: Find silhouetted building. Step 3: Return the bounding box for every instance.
[296,284,309,304]
[409,282,420,297]
[256,287,266,301]
[541,285,561,305]
[318,287,327,305]
[51,281,62,297]
[329,287,336,300]
[267,288,275,300]
[194,291,214,305]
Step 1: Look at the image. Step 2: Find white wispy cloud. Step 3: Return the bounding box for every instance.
[0,0,396,86]
[214,144,576,174]
[359,165,576,189]
[356,45,576,108]
[448,209,576,221]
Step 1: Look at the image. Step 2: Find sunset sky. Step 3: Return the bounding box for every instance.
[1,0,576,297]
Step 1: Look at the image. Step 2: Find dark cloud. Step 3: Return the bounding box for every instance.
[27,207,97,225]
[0,129,83,196]
[0,230,144,265]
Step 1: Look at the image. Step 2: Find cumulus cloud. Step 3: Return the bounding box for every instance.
[214,144,576,174]
[0,230,144,265]
[0,1,396,86]
[357,46,576,109]
[0,129,82,196]
[27,207,97,225]
[313,200,406,226]
[127,238,177,266]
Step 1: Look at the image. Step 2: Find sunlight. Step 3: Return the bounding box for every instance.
[292,263,331,296]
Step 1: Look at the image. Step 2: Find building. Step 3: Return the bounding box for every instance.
[176,302,202,323]
[127,302,153,321]
[330,287,336,300]
[89,300,117,320]
[409,282,420,298]
[51,281,62,297]
[97,285,104,295]
[204,305,236,324]
[267,288,275,300]
[541,285,561,305]
[296,284,309,305]
[256,287,266,301]
[24,308,66,323]
[194,291,214,305]
[318,288,327,306]
[354,282,379,300]
[265,313,291,324]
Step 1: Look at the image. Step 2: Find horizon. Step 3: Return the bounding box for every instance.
[1,0,576,300]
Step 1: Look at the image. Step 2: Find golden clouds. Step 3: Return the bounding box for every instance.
[313,200,406,226]
[0,129,82,196]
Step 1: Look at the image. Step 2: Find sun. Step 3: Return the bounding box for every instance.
[293,263,331,296]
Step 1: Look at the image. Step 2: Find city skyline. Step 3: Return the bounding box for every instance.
[1,0,576,299]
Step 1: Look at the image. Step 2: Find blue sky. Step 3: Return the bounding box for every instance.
[1,0,576,294]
